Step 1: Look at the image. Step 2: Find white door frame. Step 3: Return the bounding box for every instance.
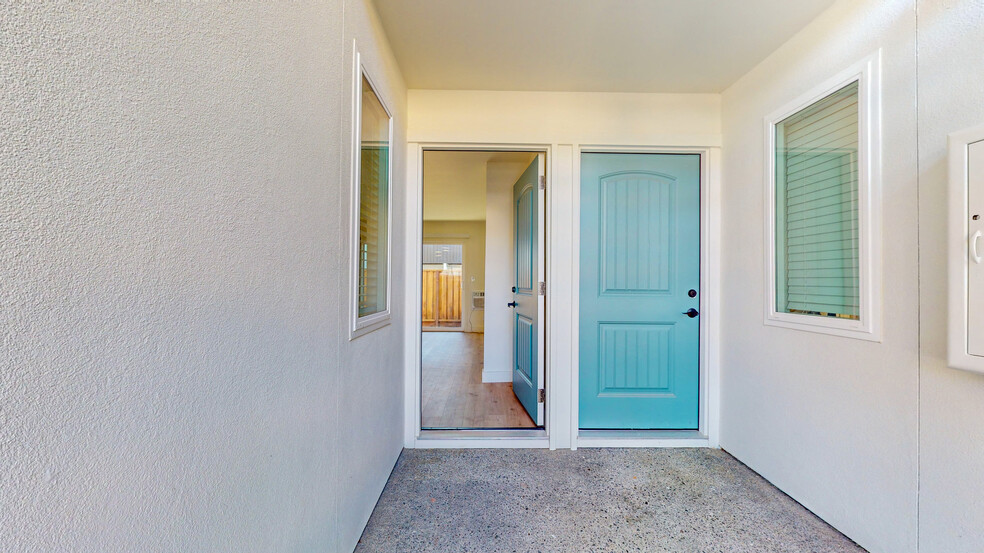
[404,142,721,450]
[405,143,552,449]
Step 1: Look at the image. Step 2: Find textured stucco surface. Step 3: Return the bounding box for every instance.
[7,1,984,552]
[915,1,984,551]
[0,2,405,552]
[719,1,920,552]
[356,449,865,553]
[719,1,984,552]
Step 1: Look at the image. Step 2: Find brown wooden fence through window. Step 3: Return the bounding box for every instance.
[422,268,462,328]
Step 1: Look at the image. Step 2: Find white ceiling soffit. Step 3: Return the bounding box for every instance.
[373,0,836,93]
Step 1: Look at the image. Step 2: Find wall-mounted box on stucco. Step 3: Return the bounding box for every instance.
[948,124,984,374]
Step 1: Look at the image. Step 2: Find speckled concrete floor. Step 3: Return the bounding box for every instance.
[355,448,866,553]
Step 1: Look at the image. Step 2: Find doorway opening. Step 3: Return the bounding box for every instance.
[420,150,545,430]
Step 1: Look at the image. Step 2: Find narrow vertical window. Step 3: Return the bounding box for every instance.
[775,81,860,320]
[353,70,392,331]
[765,53,882,341]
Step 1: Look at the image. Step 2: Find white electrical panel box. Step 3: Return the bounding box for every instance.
[948,125,984,374]
[969,141,984,357]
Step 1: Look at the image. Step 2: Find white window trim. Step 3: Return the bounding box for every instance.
[763,51,883,342]
[349,45,394,340]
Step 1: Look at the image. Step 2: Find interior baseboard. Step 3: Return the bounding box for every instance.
[482,370,511,383]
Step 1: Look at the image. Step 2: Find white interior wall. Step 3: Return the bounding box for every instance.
[422,220,486,333]
[421,151,488,221]
[915,1,984,551]
[0,2,405,552]
[483,161,526,382]
[719,1,919,553]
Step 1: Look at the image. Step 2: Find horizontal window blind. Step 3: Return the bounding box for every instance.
[775,81,860,320]
[359,146,388,317]
[422,244,463,265]
[357,75,390,319]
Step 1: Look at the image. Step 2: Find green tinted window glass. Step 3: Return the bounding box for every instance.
[775,81,860,320]
[358,76,390,318]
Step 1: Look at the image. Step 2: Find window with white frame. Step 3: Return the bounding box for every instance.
[765,54,882,340]
[351,63,392,335]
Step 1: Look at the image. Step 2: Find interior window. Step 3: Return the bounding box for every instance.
[421,244,463,329]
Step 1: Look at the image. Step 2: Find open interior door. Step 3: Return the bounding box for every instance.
[510,154,545,425]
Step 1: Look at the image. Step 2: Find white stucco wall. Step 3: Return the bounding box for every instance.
[0,2,405,552]
[408,90,721,147]
[915,1,984,551]
[483,161,526,382]
[334,2,408,551]
[9,2,984,551]
[719,1,920,552]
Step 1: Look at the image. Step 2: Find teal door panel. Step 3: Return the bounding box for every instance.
[579,153,700,429]
[513,157,541,424]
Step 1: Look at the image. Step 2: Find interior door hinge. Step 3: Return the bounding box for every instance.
[538,175,546,190]
[538,281,546,296]
[538,389,546,403]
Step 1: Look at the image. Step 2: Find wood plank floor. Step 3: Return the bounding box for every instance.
[421,332,536,429]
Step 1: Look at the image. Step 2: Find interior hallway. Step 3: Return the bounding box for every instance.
[355,448,865,552]
[421,332,536,429]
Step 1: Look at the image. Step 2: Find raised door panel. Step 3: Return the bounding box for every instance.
[516,186,535,295]
[598,323,673,394]
[515,314,535,384]
[600,174,673,295]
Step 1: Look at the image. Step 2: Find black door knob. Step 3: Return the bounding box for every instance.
[683,308,699,318]
[507,302,518,308]
[688,289,697,298]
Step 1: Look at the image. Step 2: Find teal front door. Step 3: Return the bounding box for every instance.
[579,153,700,429]
[512,156,545,425]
